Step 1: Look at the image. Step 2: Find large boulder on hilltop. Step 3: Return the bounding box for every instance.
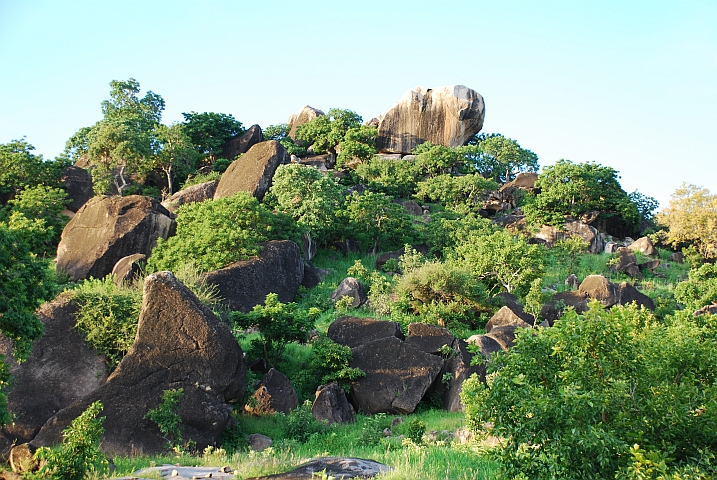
[349,336,443,414]
[60,165,94,212]
[0,294,107,457]
[214,140,289,202]
[288,105,325,142]
[56,195,176,282]
[221,124,264,160]
[328,317,404,349]
[31,272,245,456]
[161,180,217,213]
[202,240,304,313]
[376,85,485,154]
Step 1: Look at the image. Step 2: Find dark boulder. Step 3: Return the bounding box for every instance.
[375,245,428,272]
[161,180,217,213]
[349,337,443,414]
[312,383,355,425]
[61,165,93,212]
[485,325,519,350]
[485,305,534,332]
[244,368,298,415]
[248,433,273,452]
[565,274,579,289]
[694,304,717,317]
[405,323,455,355]
[221,124,264,160]
[441,339,484,412]
[301,261,329,289]
[328,317,404,349]
[202,240,304,313]
[670,251,684,264]
[552,290,589,314]
[618,282,655,310]
[31,272,245,456]
[0,294,107,457]
[110,253,146,286]
[329,278,366,308]
[638,260,661,272]
[56,195,175,282]
[214,140,289,202]
[466,334,503,359]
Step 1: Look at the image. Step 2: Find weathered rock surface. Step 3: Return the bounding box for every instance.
[618,282,656,310]
[628,236,658,256]
[466,334,503,359]
[376,85,485,154]
[111,253,146,286]
[349,337,443,414]
[161,180,217,213]
[0,294,107,457]
[328,317,404,349]
[245,457,391,479]
[221,124,264,160]
[61,165,94,212]
[312,383,355,425]
[56,195,176,282]
[484,172,538,215]
[440,339,484,412]
[202,240,304,313]
[579,275,621,307]
[329,277,366,308]
[31,272,245,456]
[214,140,289,202]
[610,248,643,278]
[405,323,455,355]
[245,368,298,415]
[485,325,518,350]
[485,305,534,332]
[534,219,604,253]
[288,106,325,142]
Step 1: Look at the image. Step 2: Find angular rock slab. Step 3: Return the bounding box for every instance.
[328,316,404,349]
[214,140,289,202]
[56,195,176,282]
[221,124,264,160]
[312,382,355,425]
[31,272,245,456]
[405,322,455,355]
[376,85,485,154]
[246,457,391,479]
[330,277,366,308]
[202,240,304,313]
[0,294,107,457]
[349,336,443,414]
[441,339,484,412]
[288,105,324,142]
[161,180,217,213]
[244,368,298,415]
[61,165,94,212]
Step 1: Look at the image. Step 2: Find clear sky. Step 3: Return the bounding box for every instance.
[1,0,715,208]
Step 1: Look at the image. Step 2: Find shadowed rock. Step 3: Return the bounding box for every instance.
[328,317,404,349]
[61,165,93,212]
[405,323,455,355]
[329,278,366,308]
[245,457,391,479]
[111,253,146,286]
[245,368,297,415]
[161,180,217,213]
[221,124,264,160]
[31,272,245,456]
[312,383,355,425]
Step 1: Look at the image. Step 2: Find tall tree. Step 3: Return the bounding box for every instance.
[181,111,243,163]
[153,124,199,196]
[657,183,717,260]
[463,134,539,183]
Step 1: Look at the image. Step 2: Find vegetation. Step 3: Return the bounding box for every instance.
[145,388,185,449]
[658,183,717,260]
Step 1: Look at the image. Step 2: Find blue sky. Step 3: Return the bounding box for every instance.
[1,0,715,208]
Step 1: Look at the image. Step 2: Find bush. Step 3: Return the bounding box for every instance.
[461,303,717,479]
[30,401,109,480]
[308,335,364,391]
[286,400,326,442]
[181,170,221,189]
[415,173,498,214]
[674,262,717,311]
[343,191,413,254]
[354,157,418,198]
[71,277,142,369]
[5,184,69,250]
[147,192,301,273]
[145,388,184,448]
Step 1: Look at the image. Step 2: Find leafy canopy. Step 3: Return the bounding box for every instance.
[181,111,243,161]
[343,191,413,255]
[147,192,300,273]
[657,183,717,260]
[466,134,539,183]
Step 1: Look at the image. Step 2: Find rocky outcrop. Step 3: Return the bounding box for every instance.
[329,278,366,308]
[288,106,325,142]
[349,336,443,414]
[312,383,355,425]
[0,294,107,457]
[31,272,245,456]
[485,305,534,332]
[376,85,485,154]
[56,195,176,282]
[244,369,298,415]
[221,124,264,160]
[579,275,621,307]
[551,274,655,313]
[618,282,656,310]
[328,317,404,349]
[628,236,658,256]
[610,248,642,278]
[483,172,539,215]
[214,140,289,202]
[441,339,483,412]
[61,165,94,212]
[202,240,304,313]
[161,180,217,213]
[533,219,604,253]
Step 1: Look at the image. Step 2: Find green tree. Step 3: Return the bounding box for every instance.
[0,139,65,202]
[453,228,544,296]
[415,173,498,213]
[465,134,539,182]
[674,262,717,311]
[153,123,199,196]
[628,189,659,223]
[265,164,344,246]
[343,191,413,254]
[263,123,306,156]
[524,159,639,230]
[295,108,363,155]
[147,192,300,274]
[657,183,717,260]
[412,142,469,177]
[336,125,378,166]
[232,293,316,367]
[354,157,418,198]
[5,184,70,251]
[181,111,243,163]
[78,78,165,195]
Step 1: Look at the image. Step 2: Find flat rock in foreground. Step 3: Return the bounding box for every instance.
[31,272,245,456]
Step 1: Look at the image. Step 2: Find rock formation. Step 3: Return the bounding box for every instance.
[214,140,289,202]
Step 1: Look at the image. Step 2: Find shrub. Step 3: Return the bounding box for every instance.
[232,293,317,367]
[30,401,109,480]
[343,191,413,254]
[71,277,142,369]
[354,157,418,198]
[145,388,184,449]
[406,418,426,445]
[415,173,498,214]
[308,335,365,391]
[461,303,717,479]
[181,170,221,189]
[286,400,326,442]
[147,192,301,273]
[674,262,717,311]
[5,184,69,250]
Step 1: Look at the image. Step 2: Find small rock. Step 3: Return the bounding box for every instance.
[382,428,392,437]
